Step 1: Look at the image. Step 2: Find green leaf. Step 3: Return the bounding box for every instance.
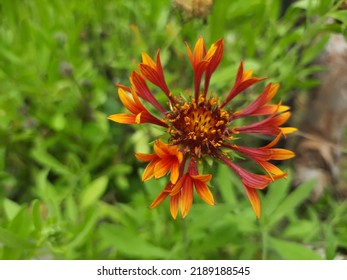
[82,122,106,144]
[324,224,337,260]
[269,237,322,260]
[98,223,168,259]
[80,176,108,210]
[0,147,5,171]
[292,0,320,11]
[283,220,318,240]
[209,0,230,41]
[0,47,21,64]
[50,113,66,131]
[8,207,32,237]
[269,180,316,226]
[264,171,292,217]
[31,199,42,231]
[3,199,21,221]
[64,195,78,222]
[31,147,71,176]
[0,227,36,250]
[301,34,329,65]
[329,10,347,24]
[216,164,237,205]
[68,210,98,249]
[33,168,63,221]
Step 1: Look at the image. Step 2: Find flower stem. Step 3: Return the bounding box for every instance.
[261,228,268,260]
[181,218,191,259]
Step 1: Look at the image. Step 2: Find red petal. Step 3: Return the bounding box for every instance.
[235,61,244,85]
[235,77,266,96]
[221,61,266,108]
[139,51,171,97]
[155,50,170,95]
[130,71,166,113]
[220,157,271,189]
[204,39,224,95]
[139,64,163,90]
[238,83,279,116]
[248,104,289,116]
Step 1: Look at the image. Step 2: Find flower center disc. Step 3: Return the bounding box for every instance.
[167,95,232,157]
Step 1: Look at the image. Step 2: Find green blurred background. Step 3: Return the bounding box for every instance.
[0,0,347,259]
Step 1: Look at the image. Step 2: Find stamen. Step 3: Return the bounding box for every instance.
[166,93,232,157]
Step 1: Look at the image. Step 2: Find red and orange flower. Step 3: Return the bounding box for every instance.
[108,37,296,219]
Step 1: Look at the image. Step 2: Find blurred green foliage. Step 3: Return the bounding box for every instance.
[0,0,347,259]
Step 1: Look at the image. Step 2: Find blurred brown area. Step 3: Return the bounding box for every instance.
[293,33,347,200]
[172,0,214,21]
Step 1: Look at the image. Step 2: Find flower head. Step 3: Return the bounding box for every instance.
[108,37,296,219]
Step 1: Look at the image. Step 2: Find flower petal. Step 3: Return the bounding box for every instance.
[237,83,280,116]
[235,60,245,85]
[180,175,194,218]
[142,159,158,182]
[230,144,295,161]
[220,157,271,189]
[135,152,158,162]
[262,133,283,148]
[270,148,295,160]
[249,104,290,116]
[115,88,167,127]
[154,159,172,179]
[149,183,172,208]
[190,36,205,66]
[139,50,171,97]
[170,194,179,220]
[280,127,298,134]
[191,174,212,183]
[258,161,288,178]
[170,175,186,196]
[204,38,224,95]
[235,111,294,136]
[170,161,180,184]
[135,112,142,124]
[107,113,136,124]
[221,61,266,107]
[130,71,166,113]
[141,52,156,68]
[185,37,209,98]
[194,179,215,205]
[153,139,169,158]
[244,187,261,219]
[118,88,141,114]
